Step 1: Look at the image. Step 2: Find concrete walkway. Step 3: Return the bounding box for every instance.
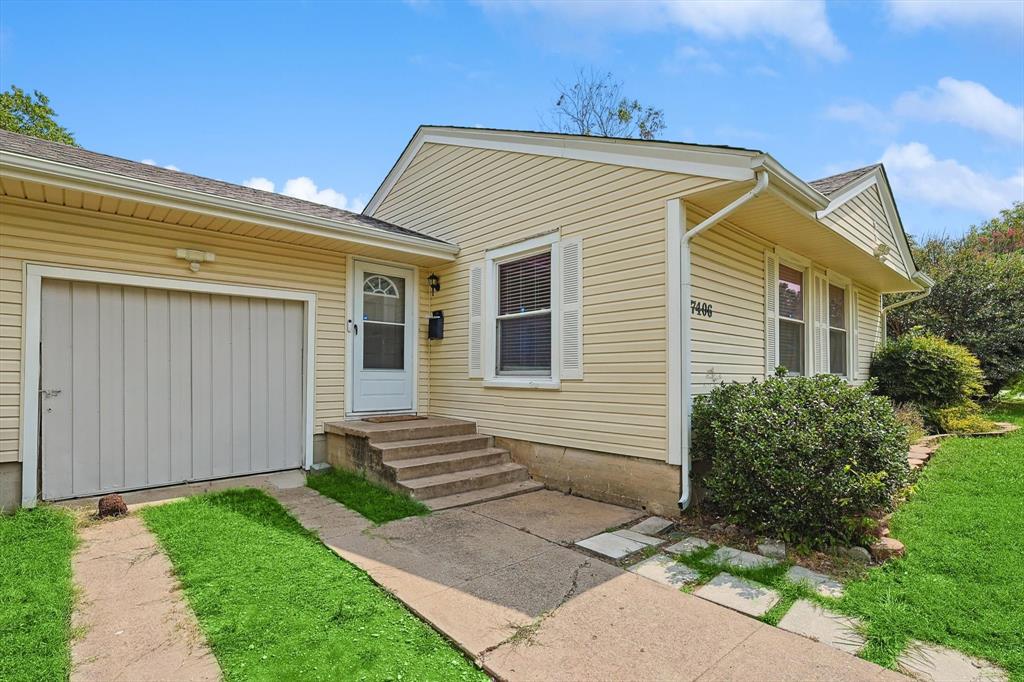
[70,515,220,681]
[270,487,905,681]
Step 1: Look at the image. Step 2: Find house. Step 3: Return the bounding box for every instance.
[0,127,931,513]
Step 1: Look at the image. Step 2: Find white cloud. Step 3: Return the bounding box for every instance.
[894,78,1024,142]
[824,101,898,134]
[475,0,847,60]
[825,78,1022,142]
[141,158,180,171]
[881,142,1024,215]
[887,0,1024,32]
[662,45,724,75]
[242,176,275,192]
[242,176,365,212]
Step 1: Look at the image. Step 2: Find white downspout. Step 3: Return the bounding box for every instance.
[678,170,769,510]
[880,273,933,343]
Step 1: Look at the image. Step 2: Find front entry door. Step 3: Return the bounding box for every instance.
[352,262,415,413]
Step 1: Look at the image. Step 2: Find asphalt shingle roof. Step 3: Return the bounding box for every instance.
[807,164,880,196]
[0,129,448,244]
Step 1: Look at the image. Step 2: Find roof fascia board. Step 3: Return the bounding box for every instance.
[365,126,761,216]
[755,155,830,211]
[1,151,459,260]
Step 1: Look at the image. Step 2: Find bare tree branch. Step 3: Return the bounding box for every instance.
[546,68,666,140]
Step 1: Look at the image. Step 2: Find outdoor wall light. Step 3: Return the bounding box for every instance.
[176,248,216,272]
[427,272,441,292]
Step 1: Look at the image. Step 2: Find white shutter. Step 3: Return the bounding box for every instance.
[849,286,860,381]
[559,236,584,379]
[764,251,778,378]
[813,271,829,375]
[468,263,484,378]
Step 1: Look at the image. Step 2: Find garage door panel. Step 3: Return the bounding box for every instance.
[41,280,73,500]
[210,294,233,477]
[230,296,251,475]
[249,299,270,473]
[285,302,304,465]
[190,293,213,481]
[71,282,101,495]
[146,288,172,486]
[41,281,306,500]
[98,284,125,491]
[123,286,149,489]
[169,291,192,483]
[266,300,287,470]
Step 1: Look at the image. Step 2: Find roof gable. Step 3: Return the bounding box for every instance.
[815,164,918,276]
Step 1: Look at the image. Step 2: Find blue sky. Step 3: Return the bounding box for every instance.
[2,0,1022,239]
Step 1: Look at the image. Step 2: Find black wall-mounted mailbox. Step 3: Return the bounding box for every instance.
[428,310,444,340]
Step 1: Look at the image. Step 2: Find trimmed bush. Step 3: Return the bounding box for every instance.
[870,332,984,408]
[693,374,910,546]
[930,402,997,435]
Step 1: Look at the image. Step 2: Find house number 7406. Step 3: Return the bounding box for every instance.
[691,300,713,318]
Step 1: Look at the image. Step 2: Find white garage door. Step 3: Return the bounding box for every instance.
[40,280,306,500]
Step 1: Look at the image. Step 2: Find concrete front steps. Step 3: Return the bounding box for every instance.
[323,417,542,510]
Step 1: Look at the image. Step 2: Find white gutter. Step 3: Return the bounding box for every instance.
[678,170,769,510]
[880,272,934,343]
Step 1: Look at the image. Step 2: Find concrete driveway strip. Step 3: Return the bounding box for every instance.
[70,515,220,682]
[270,488,906,682]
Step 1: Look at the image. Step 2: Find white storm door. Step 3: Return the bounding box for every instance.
[352,262,414,413]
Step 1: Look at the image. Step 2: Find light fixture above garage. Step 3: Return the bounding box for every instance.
[176,248,216,272]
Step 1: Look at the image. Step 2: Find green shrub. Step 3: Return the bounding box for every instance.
[930,402,997,435]
[894,403,926,443]
[693,374,910,546]
[870,332,984,408]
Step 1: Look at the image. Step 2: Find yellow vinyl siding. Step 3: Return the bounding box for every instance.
[856,286,884,383]
[377,142,730,461]
[690,222,769,393]
[820,186,908,278]
[0,197,429,463]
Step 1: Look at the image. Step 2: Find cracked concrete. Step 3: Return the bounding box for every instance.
[271,487,907,681]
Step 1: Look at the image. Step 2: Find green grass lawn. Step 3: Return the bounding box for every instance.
[307,467,429,524]
[836,403,1024,678]
[0,506,77,682]
[142,488,483,682]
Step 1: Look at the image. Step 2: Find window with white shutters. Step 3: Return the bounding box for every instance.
[474,232,583,386]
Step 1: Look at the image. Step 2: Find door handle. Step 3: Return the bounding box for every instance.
[40,388,62,399]
[348,319,359,335]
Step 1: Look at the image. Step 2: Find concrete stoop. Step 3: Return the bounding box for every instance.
[324,417,542,509]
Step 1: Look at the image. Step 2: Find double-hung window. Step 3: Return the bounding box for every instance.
[828,284,848,376]
[469,232,584,387]
[496,251,552,376]
[777,263,806,375]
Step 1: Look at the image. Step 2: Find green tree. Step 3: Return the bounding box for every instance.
[887,202,1024,395]
[549,69,666,140]
[0,86,77,145]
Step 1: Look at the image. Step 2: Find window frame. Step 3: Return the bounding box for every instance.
[483,232,561,389]
[824,272,854,379]
[776,256,811,377]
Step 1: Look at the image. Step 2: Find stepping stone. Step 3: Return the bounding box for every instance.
[576,532,647,559]
[757,539,786,559]
[711,546,779,569]
[777,599,865,655]
[628,554,700,588]
[630,516,674,536]
[694,573,780,617]
[786,565,845,598]
[665,536,709,556]
[898,641,1007,682]
[611,529,665,546]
